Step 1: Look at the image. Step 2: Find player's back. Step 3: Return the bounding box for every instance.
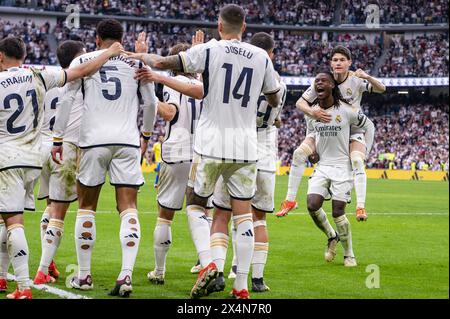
[0,67,46,170]
[71,50,142,148]
[162,75,203,163]
[189,39,279,161]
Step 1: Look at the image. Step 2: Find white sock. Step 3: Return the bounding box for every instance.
[286,145,311,201]
[210,232,228,273]
[153,217,172,276]
[334,215,354,257]
[0,221,9,279]
[310,208,337,239]
[230,221,237,267]
[233,214,254,291]
[118,209,141,281]
[206,215,213,230]
[252,242,268,279]
[40,207,50,253]
[38,219,64,274]
[75,209,96,279]
[7,224,30,290]
[186,205,211,268]
[351,152,367,209]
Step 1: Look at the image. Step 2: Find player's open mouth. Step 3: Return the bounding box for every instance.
[316,88,325,93]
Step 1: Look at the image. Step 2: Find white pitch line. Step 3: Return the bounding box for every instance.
[61,210,449,216]
[7,273,91,299]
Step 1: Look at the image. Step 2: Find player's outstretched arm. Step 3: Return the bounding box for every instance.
[354,69,386,93]
[65,42,123,82]
[140,82,158,140]
[135,68,204,100]
[125,52,182,71]
[157,102,178,122]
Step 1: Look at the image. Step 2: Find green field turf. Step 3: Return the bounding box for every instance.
[4,174,449,299]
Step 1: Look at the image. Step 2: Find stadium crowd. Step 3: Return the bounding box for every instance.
[341,0,449,24]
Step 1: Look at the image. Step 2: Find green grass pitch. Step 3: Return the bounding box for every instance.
[6,174,449,299]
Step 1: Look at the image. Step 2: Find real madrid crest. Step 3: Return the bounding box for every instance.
[346,88,352,96]
[335,115,342,123]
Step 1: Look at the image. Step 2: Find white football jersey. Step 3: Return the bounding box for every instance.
[306,101,371,168]
[41,86,83,145]
[0,67,66,170]
[256,81,287,172]
[302,71,372,109]
[161,75,203,163]
[179,39,280,162]
[68,50,154,148]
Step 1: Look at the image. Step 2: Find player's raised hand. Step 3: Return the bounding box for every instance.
[107,42,124,57]
[135,32,149,54]
[354,68,369,79]
[51,145,63,165]
[312,107,332,123]
[134,68,160,83]
[192,30,204,46]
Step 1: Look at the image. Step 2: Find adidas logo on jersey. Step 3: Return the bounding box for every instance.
[14,250,27,258]
[241,229,254,237]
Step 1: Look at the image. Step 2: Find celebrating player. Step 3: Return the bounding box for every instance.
[208,32,287,294]
[33,40,87,285]
[51,19,157,297]
[126,4,281,299]
[305,71,375,266]
[0,36,122,299]
[277,45,385,221]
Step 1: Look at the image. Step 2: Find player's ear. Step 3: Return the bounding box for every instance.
[241,22,246,34]
[95,36,101,48]
[218,19,223,35]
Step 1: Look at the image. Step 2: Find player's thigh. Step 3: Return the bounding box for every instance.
[78,147,112,187]
[38,144,52,200]
[157,162,190,211]
[190,154,223,198]
[109,146,144,187]
[329,168,353,204]
[49,142,78,203]
[303,135,316,150]
[350,126,366,154]
[0,168,39,214]
[307,166,331,201]
[211,175,231,211]
[252,170,276,213]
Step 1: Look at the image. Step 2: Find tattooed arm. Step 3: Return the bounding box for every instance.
[126,53,182,71]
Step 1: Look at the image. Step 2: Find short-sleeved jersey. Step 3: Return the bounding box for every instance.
[161,75,203,164]
[306,101,370,168]
[256,81,287,172]
[0,67,66,170]
[179,39,280,162]
[41,86,83,145]
[153,142,162,163]
[302,71,372,109]
[69,50,151,148]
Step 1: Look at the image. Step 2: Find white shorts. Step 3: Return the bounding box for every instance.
[77,146,144,187]
[157,161,190,211]
[0,168,41,213]
[307,165,353,203]
[212,170,275,213]
[190,154,256,200]
[38,142,78,202]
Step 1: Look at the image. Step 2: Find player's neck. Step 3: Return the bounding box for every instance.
[98,40,118,50]
[221,33,242,41]
[0,60,21,71]
[319,96,335,110]
[334,71,349,83]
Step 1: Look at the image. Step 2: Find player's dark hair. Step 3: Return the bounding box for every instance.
[219,4,245,33]
[0,36,26,60]
[96,19,123,42]
[330,45,352,60]
[250,32,275,52]
[57,40,85,68]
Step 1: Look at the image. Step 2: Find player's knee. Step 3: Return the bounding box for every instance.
[350,151,366,170]
[293,143,314,165]
[186,186,207,207]
[332,202,346,218]
[307,200,321,213]
[252,210,266,222]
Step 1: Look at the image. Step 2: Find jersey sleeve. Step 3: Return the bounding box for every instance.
[262,58,281,95]
[306,115,315,135]
[301,84,317,105]
[163,84,182,109]
[34,68,67,91]
[358,78,373,94]
[178,41,214,74]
